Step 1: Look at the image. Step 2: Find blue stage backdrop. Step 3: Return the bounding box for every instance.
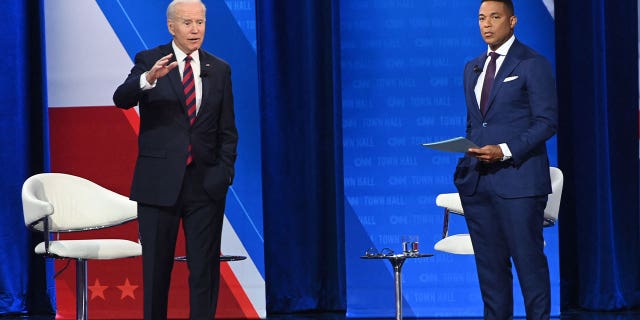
[341,1,559,317]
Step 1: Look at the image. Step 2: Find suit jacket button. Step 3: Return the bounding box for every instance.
[482,122,488,127]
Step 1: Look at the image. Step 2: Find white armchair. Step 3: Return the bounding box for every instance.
[22,173,142,320]
[433,167,564,254]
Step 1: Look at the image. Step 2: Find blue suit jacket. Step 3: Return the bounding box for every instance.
[454,39,558,198]
[113,43,238,206]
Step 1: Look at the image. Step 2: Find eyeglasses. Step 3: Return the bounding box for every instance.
[365,247,395,257]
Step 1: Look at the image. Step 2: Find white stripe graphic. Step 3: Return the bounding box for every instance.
[542,0,555,19]
[222,215,267,318]
[45,0,132,107]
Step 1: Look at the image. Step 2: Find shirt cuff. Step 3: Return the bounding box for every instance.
[499,143,512,161]
[140,72,156,90]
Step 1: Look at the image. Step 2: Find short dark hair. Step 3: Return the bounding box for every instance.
[481,0,515,15]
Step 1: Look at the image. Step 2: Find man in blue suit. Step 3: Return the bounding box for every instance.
[454,0,558,319]
[113,0,238,319]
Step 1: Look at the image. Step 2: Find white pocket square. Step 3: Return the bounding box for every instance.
[503,76,519,82]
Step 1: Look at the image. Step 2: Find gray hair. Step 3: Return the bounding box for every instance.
[167,0,207,20]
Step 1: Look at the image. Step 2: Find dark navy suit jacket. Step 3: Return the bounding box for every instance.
[454,39,558,198]
[113,43,238,206]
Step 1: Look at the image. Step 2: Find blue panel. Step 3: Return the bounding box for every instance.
[341,1,558,317]
[223,0,257,50]
[96,0,264,276]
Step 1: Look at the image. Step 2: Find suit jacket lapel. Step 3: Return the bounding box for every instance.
[468,55,486,117]
[160,44,188,117]
[485,41,523,116]
[197,50,212,124]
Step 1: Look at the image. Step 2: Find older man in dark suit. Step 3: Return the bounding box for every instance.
[113,0,238,318]
[454,0,558,319]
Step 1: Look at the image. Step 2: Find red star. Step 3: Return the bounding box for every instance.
[88,278,108,300]
[116,278,139,300]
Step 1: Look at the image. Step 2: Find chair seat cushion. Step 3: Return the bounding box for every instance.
[35,239,142,259]
[434,234,474,255]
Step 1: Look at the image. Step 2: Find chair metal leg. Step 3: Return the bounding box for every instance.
[76,259,88,320]
[441,208,451,239]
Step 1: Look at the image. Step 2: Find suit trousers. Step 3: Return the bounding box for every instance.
[460,174,550,320]
[138,163,225,320]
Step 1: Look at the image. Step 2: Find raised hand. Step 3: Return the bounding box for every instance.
[146,53,178,85]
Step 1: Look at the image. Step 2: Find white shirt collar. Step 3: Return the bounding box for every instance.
[487,34,516,57]
[171,41,200,65]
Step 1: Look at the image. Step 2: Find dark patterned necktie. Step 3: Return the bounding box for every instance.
[480,51,499,116]
[183,55,196,165]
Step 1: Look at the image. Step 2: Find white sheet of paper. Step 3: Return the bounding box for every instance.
[422,137,478,153]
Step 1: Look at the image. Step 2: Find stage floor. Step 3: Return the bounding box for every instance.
[2,312,640,320]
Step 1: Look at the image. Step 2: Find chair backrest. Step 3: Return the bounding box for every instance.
[436,166,564,220]
[22,173,137,232]
[435,192,464,214]
[543,167,564,223]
